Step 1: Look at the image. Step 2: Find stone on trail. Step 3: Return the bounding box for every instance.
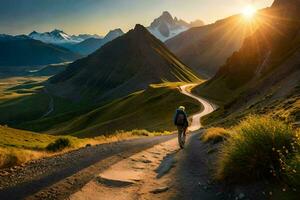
[150,186,170,194]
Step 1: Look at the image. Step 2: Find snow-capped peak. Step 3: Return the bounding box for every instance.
[147,11,204,42]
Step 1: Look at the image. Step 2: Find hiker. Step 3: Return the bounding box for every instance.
[174,106,189,148]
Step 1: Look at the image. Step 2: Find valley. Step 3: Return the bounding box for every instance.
[0,0,299,199]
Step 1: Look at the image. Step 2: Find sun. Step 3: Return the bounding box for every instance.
[243,5,257,19]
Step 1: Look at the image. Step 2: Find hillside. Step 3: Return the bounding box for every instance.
[166,13,262,77]
[193,0,300,126]
[48,24,200,103]
[0,36,81,67]
[19,83,201,137]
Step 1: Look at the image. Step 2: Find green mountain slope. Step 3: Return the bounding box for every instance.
[0,25,201,136]
[12,83,201,137]
[48,24,200,103]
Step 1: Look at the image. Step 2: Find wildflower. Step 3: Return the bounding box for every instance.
[269,191,273,196]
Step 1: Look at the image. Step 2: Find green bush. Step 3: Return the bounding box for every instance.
[46,138,71,152]
[215,116,300,184]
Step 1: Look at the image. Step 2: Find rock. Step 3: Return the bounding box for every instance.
[238,193,245,199]
[0,171,10,176]
[150,186,169,194]
[142,159,152,163]
[216,192,223,196]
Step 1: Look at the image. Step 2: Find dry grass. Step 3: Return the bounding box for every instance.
[201,127,232,144]
[0,126,171,169]
[0,147,46,168]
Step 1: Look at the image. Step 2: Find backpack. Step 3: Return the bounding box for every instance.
[176,113,185,125]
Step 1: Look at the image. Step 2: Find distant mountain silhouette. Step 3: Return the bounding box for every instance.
[69,28,124,55]
[49,24,199,102]
[0,35,81,67]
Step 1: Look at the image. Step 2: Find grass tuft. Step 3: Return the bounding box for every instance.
[215,115,300,186]
[46,138,71,152]
[201,127,232,144]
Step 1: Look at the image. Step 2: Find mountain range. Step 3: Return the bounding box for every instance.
[0,35,81,67]
[148,11,205,42]
[48,24,200,102]
[28,29,101,44]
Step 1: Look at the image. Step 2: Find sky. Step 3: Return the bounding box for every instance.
[0,0,274,36]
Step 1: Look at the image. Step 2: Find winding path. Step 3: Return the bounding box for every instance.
[180,84,216,131]
[41,88,54,118]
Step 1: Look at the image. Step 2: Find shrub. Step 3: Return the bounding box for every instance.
[284,154,300,187]
[46,138,71,152]
[0,147,45,169]
[201,127,232,144]
[215,116,299,183]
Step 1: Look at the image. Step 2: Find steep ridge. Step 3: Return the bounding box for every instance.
[48,24,200,103]
[166,13,263,77]
[0,36,81,67]
[194,0,300,125]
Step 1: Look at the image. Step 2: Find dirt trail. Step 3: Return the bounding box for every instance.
[180,84,216,131]
[67,84,219,200]
[0,135,175,200]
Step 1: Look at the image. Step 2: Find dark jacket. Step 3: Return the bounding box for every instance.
[174,109,189,127]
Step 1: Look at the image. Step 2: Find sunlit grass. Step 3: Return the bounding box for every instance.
[214,116,300,187]
[201,127,231,144]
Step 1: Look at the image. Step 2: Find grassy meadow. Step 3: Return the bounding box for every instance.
[0,76,197,168]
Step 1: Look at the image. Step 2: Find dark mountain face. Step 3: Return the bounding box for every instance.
[194,0,300,124]
[0,36,81,67]
[166,14,260,78]
[48,24,199,102]
[215,0,300,87]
